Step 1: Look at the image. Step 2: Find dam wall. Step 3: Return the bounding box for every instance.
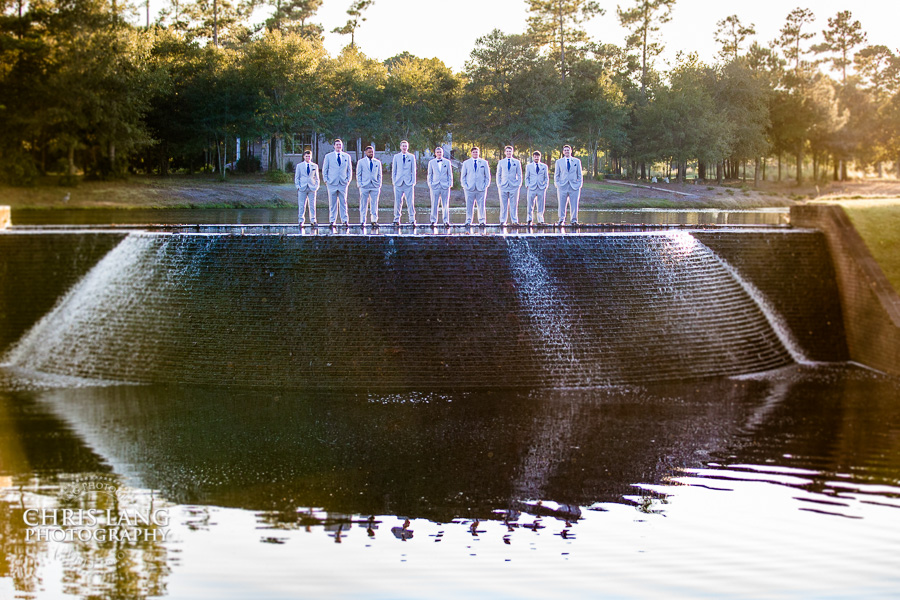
[0,230,847,389]
[792,204,900,377]
[0,232,127,351]
[694,230,848,362]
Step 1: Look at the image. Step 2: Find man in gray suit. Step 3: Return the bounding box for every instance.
[496,145,522,226]
[554,144,583,226]
[322,138,353,226]
[460,147,490,226]
[391,140,417,225]
[356,145,382,227]
[294,149,320,226]
[524,150,549,226]
[427,146,453,226]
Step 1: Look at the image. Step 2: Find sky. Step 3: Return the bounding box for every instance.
[145,0,896,73]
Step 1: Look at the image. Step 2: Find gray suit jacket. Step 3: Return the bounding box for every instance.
[554,156,583,189]
[427,158,453,189]
[294,161,320,192]
[322,151,352,188]
[391,152,417,186]
[356,156,382,189]
[461,158,490,192]
[496,157,523,192]
[525,162,549,191]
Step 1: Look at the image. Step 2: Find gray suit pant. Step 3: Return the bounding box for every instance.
[557,185,581,223]
[359,187,380,223]
[298,189,317,224]
[525,188,547,223]
[393,184,415,223]
[499,188,520,224]
[429,186,450,224]
[464,189,487,225]
[327,185,349,224]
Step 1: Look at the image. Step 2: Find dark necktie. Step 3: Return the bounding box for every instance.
[567,159,570,171]
[337,154,341,166]
[307,164,310,175]
[403,155,406,165]
[369,159,373,172]
[508,159,511,169]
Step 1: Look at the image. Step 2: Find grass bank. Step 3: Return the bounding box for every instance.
[817,199,900,294]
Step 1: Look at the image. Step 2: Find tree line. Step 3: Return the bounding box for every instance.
[2,0,899,185]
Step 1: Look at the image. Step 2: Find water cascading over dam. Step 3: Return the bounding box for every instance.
[1,230,802,389]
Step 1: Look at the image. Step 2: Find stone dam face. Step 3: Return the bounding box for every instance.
[0,230,847,389]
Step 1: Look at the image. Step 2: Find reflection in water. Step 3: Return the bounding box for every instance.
[1,365,899,598]
[11,207,791,227]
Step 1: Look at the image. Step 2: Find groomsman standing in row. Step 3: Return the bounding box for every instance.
[356,145,382,226]
[554,144,583,226]
[391,140,417,225]
[427,146,452,226]
[322,138,353,226]
[294,149,320,226]
[461,147,490,226]
[496,145,522,226]
[524,150,548,225]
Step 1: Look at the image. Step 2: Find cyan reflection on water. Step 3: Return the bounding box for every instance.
[1,365,899,598]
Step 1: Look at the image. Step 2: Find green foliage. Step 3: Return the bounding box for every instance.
[1,0,898,191]
[0,151,40,186]
[458,30,567,155]
[617,0,676,93]
[525,0,604,80]
[813,10,866,84]
[715,14,756,62]
[382,54,460,152]
[265,169,293,183]
[234,156,262,173]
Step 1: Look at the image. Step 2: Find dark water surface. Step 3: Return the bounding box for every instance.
[1,364,898,598]
[10,207,790,227]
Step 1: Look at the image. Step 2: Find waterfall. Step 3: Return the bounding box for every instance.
[505,237,578,383]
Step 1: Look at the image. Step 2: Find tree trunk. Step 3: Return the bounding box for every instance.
[716,161,723,185]
[698,162,706,181]
[833,158,840,181]
[841,160,848,181]
[67,143,76,176]
[796,151,803,186]
[754,158,760,187]
[777,153,782,182]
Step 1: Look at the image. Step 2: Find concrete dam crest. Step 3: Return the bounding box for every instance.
[0,229,844,389]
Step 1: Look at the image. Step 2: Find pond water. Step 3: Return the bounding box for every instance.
[10,207,790,227]
[1,364,898,599]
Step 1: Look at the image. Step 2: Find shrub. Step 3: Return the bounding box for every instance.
[0,151,40,186]
[265,168,293,183]
[235,155,261,174]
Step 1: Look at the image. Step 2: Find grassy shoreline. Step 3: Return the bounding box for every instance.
[813,199,900,294]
